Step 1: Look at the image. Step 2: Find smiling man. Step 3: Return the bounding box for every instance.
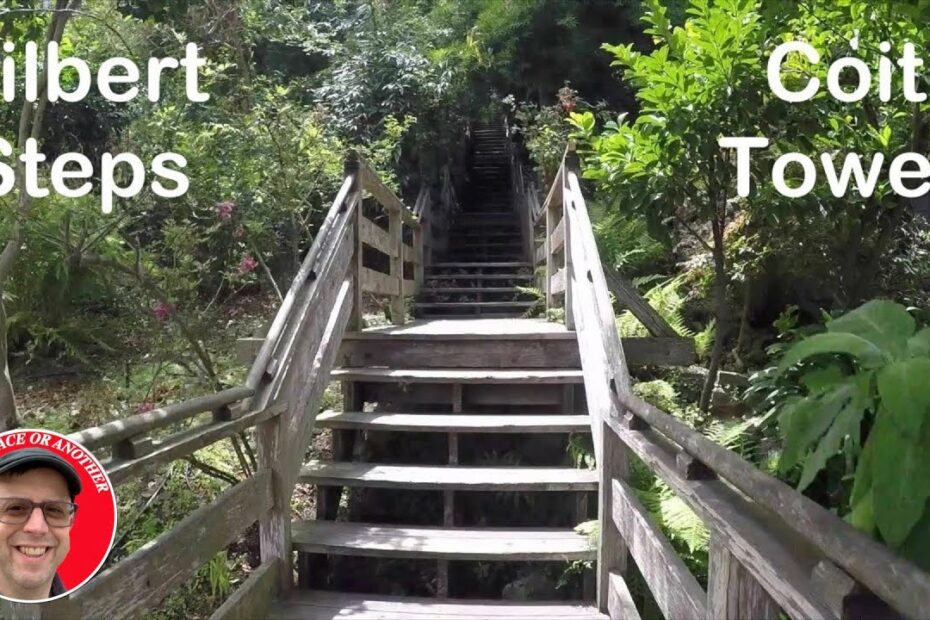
[0,448,81,601]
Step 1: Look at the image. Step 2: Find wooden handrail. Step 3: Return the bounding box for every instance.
[68,385,254,450]
[535,142,930,620]
[246,172,356,394]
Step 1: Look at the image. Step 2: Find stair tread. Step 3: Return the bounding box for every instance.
[300,461,597,490]
[291,521,596,560]
[347,317,572,339]
[430,262,531,268]
[425,274,533,281]
[316,411,590,433]
[414,301,536,308]
[268,591,607,620]
[422,287,528,294]
[331,368,583,383]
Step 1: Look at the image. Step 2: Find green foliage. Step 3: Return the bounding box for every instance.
[616,275,695,338]
[770,300,930,566]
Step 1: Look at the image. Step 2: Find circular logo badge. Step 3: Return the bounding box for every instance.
[0,429,117,603]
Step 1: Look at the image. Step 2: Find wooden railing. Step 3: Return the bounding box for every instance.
[529,144,930,620]
[7,152,432,620]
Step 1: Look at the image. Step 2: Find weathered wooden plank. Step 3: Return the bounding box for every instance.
[300,461,598,491]
[68,387,253,450]
[209,559,281,620]
[811,560,898,620]
[598,424,629,614]
[611,477,707,619]
[607,572,642,620]
[363,382,569,407]
[708,537,781,620]
[267,591,608,620]
[349,317,570,339]
[535,241,547,266]
[606,417,835,619]
[603,264,678,338]
[341,338,581,369]
[550,267,566,295]
[615,390,930,619]
[360,266,395,296]
[104,402,286,483]
[550,216,565,254]
[389,206,405,325]
[73,471,273,620]
[331,367,584,384]
[359,216,396,257]
[316,411,591,433]
[291,521,595,561]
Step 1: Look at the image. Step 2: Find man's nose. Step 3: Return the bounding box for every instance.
[21,506,49,533]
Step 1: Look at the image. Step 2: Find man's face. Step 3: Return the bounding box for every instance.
[0,468,71,600]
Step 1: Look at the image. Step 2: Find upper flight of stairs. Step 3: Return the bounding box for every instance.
[415,124,534,319]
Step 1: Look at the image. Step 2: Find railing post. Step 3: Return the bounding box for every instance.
[413,222,424,290]
[598,422,631,615]
[545,183,556,311]
[563,148,577,330]
[389,206,405,325]
[345,154,363,331]
[707,536,780,619]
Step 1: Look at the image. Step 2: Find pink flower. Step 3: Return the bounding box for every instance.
[153,302,173,321]
[216,201,235,221]
[137,402,155,413]
[238,255,258,274]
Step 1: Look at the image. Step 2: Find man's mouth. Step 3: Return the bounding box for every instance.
[14,546,51,558]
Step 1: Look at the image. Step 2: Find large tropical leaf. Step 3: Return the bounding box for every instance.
[876,358,930,439]
[827,299,915,361]
[777,332,887,372]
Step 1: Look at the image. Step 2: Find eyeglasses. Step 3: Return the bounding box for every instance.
[0,498,77,528]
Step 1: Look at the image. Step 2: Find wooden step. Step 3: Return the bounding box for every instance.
[425,273,533,282]
[291,521,595,561]
[429,262,532,269]
[330,368,584,384]
[421,287,529,294]
[300,461,597,491]
[316,411,590,433]
[268,591,608,620]
[414,301,536,310]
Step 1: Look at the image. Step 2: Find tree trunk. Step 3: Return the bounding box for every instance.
[0,297,16,430]
[0,1,82,428]
[700,218,729,413]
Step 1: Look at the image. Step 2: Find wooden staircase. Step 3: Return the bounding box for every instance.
[271,319,606,619]
[269,123,606,619]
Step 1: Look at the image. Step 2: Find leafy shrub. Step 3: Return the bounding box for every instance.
[769,299,930,569]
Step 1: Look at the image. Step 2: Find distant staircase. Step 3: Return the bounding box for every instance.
[414,123,535,319]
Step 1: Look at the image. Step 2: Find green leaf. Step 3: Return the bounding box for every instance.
[870,414,930,547]
[797,373,870,491]
[877,359,930,439]
[900,509,930,573]
[827,300,915,360]
[778,377,860,474]
[908,327,930,357]
[777,332,886,373]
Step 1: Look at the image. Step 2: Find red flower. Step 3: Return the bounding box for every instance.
[238,255,258,274]
[153,302,173,321]
[216,201,235,221]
